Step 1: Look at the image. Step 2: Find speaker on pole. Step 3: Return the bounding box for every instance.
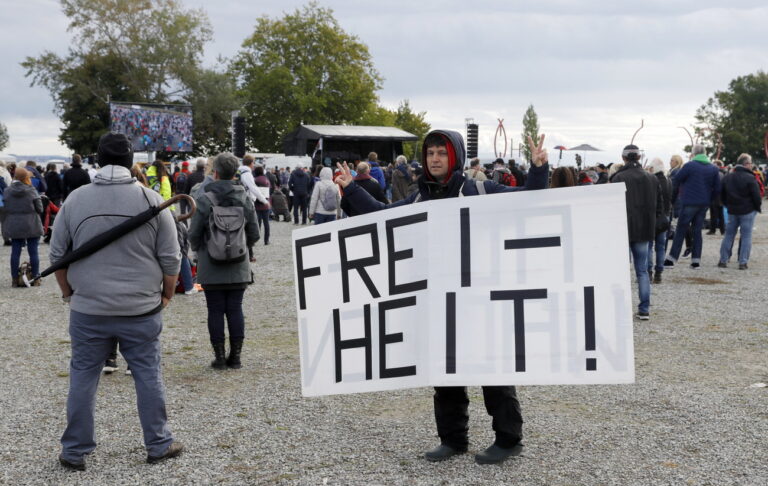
[466,122,479,159]
[231,111,245,158]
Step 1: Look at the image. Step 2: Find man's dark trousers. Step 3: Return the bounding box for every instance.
[433,386,523,450]
[293,194,308,224]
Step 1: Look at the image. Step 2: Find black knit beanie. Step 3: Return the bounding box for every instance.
[97,133,133,169]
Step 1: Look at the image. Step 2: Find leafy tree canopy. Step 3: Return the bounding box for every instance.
[694,70,768,163]
[22,0,232,155]
[521,104,540,163]
[231,2,383,152]
[0,122,9,152]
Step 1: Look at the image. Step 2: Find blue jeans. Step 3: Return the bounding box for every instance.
[179,255,193,292]
[204,288,245,344]
[719,211,756,265]
[647,230,668,273]
[314,213,336,225]
[630,241,651,314]
[10,237,40,279]
[61,310,173,462]
[668,205,708,263]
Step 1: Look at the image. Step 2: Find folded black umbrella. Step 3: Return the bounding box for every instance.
[36,194,196,282]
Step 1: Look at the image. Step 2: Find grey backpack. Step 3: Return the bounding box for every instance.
[320,184,337,211]
[204,192,247,263]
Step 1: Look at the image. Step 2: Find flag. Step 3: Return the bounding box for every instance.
[311,138,323,159]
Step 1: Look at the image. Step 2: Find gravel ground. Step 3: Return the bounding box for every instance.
[0,213,766,485]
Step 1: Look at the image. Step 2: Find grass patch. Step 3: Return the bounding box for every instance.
[57,371,69,378]
[57,340,70,345]
[181,346,195,351]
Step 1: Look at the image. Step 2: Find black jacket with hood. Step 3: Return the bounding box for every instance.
[610,162,662,243]
[340,129,549,213]
[721,165,761,215]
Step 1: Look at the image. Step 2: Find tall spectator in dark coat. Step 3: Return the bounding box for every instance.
[62,154,91,200]
[707,161,726,235]
[665,145,721,269]
[44,163,64,206]
[718,154,762,269]
[646,158,672,283]
[288,162,311,224]
[610,145,662,320]
[340,162,388,217]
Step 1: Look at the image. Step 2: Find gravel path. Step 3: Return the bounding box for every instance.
[0,213,766,485]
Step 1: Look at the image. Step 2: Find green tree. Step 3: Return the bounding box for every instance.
[521,104,540,163]
[0,122,9,152]
[394,100,430,160]
[231,2,383,152]
[22,0,220,155]
[695,70,768,163]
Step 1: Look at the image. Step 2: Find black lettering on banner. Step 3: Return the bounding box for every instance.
[333,306,372,383]
[490,289,548,372]
[460,208,471,287]
[504,237,561,250]
[446,292,456,374]
[584,286,597,371]
[295,233,332,310]
[339,224,381,303]
[386,213,428,295]
[378,296,418,378]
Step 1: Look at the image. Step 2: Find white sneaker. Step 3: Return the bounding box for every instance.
[184,288,198,295]
[125,368,132,376]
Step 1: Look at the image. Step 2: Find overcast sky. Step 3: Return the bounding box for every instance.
[2,0,767,165]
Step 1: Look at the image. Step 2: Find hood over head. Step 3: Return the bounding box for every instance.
[421,129,465,184]
[319,167,333,181]
[93,165,136,185]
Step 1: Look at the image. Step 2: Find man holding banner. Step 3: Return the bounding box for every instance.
[333,130,550,465]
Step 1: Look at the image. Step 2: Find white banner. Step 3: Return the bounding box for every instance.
[293,184,635,397]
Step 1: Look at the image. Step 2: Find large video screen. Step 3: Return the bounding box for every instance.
[110,102,193,152]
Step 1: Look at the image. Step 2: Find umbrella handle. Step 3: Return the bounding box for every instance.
[160,194,197,222]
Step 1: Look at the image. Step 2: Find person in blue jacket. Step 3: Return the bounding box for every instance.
[664,144,721,269]
[335,129,549,465]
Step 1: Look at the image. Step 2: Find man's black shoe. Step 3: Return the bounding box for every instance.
[59,455,85,471]
[717,262,727,268]
[475,442,524,465]
[739,263,748,270]
[663,259,675,268]
[424,444,465,462]
[690,262,700,269]
[147,441,184,464]
[103,358,118,374]
[706,230,716,235]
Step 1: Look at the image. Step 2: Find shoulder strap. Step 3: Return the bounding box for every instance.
[205,191,219,206]
[475,180,486,195]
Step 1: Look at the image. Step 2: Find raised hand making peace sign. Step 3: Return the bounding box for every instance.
[527,134,548,167]
[334,162,354,188]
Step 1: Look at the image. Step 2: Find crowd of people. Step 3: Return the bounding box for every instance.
[110,104,193,152]
[0,129,764,471]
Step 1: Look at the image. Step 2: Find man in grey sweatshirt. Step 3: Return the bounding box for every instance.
[50,133,183,470]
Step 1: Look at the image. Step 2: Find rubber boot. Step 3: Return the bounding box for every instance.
[227,338,243,369]
[210,342,227,370]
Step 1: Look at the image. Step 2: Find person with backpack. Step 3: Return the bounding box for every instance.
[308,167,340,224]
[188,153,260,371]
[491,158,516,187]
[336,130,549,465]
